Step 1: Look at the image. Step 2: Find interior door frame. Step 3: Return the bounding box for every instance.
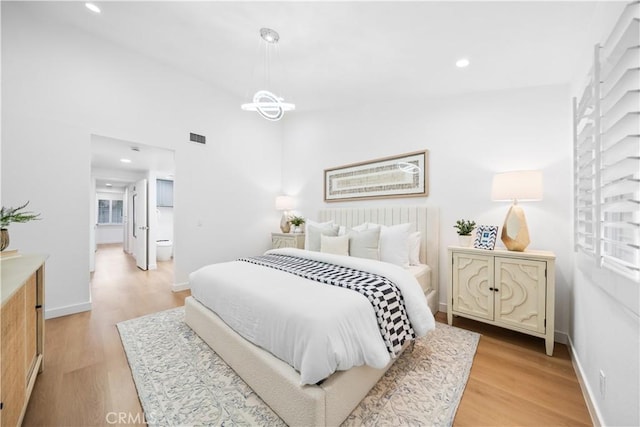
[133,179,149,270]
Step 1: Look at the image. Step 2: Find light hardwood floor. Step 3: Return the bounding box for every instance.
[442,313,592,426]
[23,244,188,426]
[23,243,592,426]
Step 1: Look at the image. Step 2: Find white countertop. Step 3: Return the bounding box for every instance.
[1,253,47,305]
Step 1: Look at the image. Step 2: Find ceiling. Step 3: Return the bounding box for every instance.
[91,135,175,190]
[20,1,610,188]
[18,1,608,111]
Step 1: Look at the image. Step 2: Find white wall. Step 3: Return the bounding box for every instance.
[282,84,574,337]
[95,225,124,245]
[89,177,96,272]
[1,3,283,317]
[568,2,639,426]
[572,257,639,426]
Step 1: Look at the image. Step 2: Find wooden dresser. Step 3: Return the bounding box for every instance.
[1,254,46,426]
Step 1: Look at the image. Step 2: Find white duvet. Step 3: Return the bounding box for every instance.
[189,248,435,385]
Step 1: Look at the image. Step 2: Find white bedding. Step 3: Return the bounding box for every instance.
[408,263,431,293]
[189,248,435,385]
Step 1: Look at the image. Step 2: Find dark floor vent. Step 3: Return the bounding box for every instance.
[189,133,206,144]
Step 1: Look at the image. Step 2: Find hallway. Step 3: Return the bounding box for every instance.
[91,243,180,316]
[23,244,190,426]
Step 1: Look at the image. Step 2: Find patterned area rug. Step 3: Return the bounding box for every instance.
[117,307,479,427]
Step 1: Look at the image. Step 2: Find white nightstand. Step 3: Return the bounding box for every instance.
[447,245,556,356]
[271,232,305,249]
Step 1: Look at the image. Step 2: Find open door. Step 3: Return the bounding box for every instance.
[122,187,130,254]
[133,179,148,270]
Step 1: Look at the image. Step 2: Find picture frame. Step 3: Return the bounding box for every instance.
[324,150,428,202]
[474,225,499,250]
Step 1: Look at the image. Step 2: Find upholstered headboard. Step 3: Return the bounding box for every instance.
[318,206,439,312]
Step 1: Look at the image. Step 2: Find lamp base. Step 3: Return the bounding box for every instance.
[501,204,530,251]
[280,212,291,233]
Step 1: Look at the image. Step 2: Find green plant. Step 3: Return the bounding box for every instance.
[1,201,41,229]
[453,219,476,236]
[288,215,305,226]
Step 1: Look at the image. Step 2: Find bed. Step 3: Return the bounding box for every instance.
[185,206,439,426]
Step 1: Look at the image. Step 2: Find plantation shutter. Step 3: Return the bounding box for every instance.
[574,1,640,282]
[573,46,601,257]
[599,4,640,280]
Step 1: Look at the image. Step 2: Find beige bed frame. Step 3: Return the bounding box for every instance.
[185,206,439,426]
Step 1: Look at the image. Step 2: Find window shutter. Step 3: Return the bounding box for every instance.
[574,1,639,282]
[574,45,602,258]
[599,5,640,280]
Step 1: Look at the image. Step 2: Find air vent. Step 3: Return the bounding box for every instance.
[189,133,206,144]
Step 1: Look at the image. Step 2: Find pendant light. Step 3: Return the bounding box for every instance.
[241,28,295,121]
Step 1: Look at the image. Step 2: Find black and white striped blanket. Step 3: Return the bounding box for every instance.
[238,254,415,357]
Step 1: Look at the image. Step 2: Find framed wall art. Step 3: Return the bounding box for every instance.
[474,225,499,250]
[324,150,428,202]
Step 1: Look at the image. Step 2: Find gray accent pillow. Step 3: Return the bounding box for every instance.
[307,224,339,251]
[349,227,381,260]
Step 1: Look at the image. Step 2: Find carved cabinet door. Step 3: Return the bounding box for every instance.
[452,252,494,321]
[494,257,547,333]
[272,236,291,249]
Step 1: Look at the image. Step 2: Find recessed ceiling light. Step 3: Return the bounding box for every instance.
[85,3,101,14]
[120,158,132,163]
[106,183,112,187]
[456,58,470,68]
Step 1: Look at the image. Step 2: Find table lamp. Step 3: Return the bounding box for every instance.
[491,170,543,251]
[275,195,295,233]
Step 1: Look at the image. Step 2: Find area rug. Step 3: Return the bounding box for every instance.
[117,307,480,426]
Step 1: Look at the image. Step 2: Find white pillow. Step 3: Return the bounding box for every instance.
[349,227,381,260]
[304,220,334,249]
[369,222,412,267]
[409,231,421,265]
[351,223,368,232]
[307,224,339,251]
[320,234,349,256]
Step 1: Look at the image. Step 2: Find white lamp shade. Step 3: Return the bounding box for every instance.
[491,170,543,202]
[275,195,295,211]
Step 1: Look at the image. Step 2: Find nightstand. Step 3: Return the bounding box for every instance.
[447,245,556,356]
[271,232,305,249]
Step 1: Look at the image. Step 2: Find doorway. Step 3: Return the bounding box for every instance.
[90,134,175,274]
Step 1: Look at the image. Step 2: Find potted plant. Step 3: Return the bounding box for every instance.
[0,201,41,251]
[454,219,476,247]
[288,215,305,234]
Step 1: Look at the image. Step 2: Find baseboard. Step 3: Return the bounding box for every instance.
[554,330,568,345]
[45,301,92,319]
[438,302,448,313]
[567,336,603,427]
[172,282,190,292]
